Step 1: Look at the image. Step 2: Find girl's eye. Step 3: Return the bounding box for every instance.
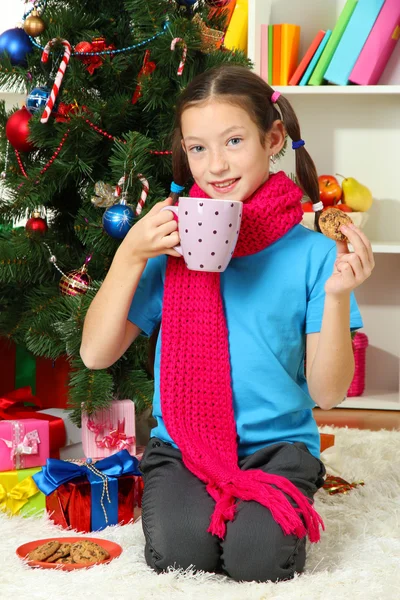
[227,137,242,146]
[189,145,204,153]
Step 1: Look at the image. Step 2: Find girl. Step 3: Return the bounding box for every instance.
[80,65,374,583]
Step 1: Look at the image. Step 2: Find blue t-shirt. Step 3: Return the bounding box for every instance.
[128,224,363,459]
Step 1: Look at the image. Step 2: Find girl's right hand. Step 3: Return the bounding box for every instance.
[119,197,181,264]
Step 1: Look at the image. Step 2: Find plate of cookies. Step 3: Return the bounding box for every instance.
[16,537,123,570]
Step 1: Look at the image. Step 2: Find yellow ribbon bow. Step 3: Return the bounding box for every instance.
[0,475,40,515]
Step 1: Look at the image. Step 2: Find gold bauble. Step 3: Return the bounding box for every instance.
[23,10,46,38]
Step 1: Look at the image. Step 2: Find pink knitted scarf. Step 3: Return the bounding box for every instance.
[160,171,325,543]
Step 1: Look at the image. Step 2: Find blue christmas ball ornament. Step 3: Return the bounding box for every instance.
[102,201,135,239]
[176,0,198,6]
[26,87,51,115]
[0,28,33,66]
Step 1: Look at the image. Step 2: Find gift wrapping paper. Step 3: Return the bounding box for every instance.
[82,399,136,459]
[0,418,49,471]
[0,466,45,516]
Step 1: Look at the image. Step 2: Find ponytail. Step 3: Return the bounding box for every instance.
[273,95,322,232]
[170,121,192,203]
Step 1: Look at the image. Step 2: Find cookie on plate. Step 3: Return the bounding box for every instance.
[70,541,109,565]
[55,556,76,564]
[319,207,353,241]
[46,543,72,563]
[28,541,61,562]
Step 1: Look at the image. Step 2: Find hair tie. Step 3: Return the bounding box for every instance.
[170,181,185,193]
[312,201,324,212]
[271,91,281,104]
[292,139,305,150]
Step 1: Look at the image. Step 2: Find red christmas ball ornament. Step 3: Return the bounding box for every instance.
[59,262,92,296]
[25,211,48,235]
[5,107,35,152]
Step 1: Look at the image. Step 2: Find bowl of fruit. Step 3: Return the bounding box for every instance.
[301,174,372,231]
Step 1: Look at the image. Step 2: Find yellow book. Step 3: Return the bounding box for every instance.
[280,24,301,86]
[224,0,248,53]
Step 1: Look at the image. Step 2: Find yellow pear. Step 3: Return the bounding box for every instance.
[337,175,373,212]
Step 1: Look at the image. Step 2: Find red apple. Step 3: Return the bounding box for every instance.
[318,175,342,207]
[335,203,353,212]
[302,201,314,212]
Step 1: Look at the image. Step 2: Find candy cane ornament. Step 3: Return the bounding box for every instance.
[170,38,187,76]
[40,39,72,124]
[117,174,149,216]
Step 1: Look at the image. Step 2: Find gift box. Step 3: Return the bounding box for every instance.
[33,449,142,532]
[82,399,136,459]
[0,466,45,516]
[0,387,66,459]
[0,337,71,409]
[39,408,83,460]
[0,419,50,471]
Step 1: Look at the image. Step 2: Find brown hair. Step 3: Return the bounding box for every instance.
[170,64,321,231]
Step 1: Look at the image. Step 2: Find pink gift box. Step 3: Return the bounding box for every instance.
[0,419,50,472]
[82,399,136,459]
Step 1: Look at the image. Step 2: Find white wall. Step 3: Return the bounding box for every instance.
[1,1,27,35]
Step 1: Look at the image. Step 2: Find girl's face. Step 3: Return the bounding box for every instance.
[181,100,285,202]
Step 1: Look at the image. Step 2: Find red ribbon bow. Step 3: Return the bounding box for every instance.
[132,50,156,104]
[75,38,115,75]
[87,418,135,453]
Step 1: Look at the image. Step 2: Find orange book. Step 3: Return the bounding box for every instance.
[280,24,301,85]
[289,29,326,86]
[272,24,282,86]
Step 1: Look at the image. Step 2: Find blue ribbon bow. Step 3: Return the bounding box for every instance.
[33,450,141,530]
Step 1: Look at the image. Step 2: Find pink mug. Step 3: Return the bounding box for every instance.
[162,197,242,272]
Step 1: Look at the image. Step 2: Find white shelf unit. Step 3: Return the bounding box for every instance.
[248,0,400,411]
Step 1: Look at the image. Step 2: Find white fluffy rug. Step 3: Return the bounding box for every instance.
[1,425,400,600]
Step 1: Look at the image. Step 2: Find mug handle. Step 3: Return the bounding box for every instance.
[160,206,183,255]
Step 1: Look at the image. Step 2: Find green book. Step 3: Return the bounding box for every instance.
[308,0,358,86]
[268,24,273,85]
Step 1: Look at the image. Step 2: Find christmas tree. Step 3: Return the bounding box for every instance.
[0,0,248,425]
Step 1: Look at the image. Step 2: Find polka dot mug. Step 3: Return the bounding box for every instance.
[161,197,242,272]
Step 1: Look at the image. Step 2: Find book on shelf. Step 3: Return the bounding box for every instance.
[272,24,281,85]
[289,29,326,86]
[280,24,300,85]
[260,24,269,82]
[268,24,273,84]
[300,30,332,86]
[308,0,358,86]
[325,0,386,86]
[349,0,400,85]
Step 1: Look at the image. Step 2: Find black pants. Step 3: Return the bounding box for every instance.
[139,438,326,583]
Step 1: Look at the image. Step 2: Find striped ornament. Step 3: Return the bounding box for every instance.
[40,38,72,124]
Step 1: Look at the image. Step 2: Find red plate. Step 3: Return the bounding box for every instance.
[16,536,123,571]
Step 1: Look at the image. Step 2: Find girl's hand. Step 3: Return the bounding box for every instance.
[324,223,375,296]
[119,197,181,263]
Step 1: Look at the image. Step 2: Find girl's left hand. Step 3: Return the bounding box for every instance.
[324,223,375,296]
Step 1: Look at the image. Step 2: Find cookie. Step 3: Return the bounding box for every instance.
[70,541,109,565]
[55,556,76,564]
[46,543,72,563]
[28,541,61,562]
[319,207,353,241]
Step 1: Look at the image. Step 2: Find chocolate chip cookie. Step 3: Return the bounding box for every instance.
[70,541,110,565]
[46,543,72,563]
[319,207,353,241]
[28,541,61,562]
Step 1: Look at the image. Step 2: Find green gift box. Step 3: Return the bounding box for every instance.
[0,467,45,517]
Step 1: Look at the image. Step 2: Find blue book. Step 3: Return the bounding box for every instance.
[300,31,332,86]
[324,0,386,86]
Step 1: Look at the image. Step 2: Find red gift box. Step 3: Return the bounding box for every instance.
[0,337,71,409]
[46,474,141,532]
